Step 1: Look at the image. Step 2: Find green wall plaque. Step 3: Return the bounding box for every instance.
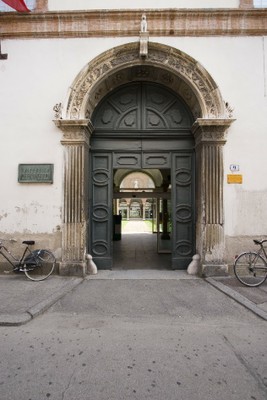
[18,164,54,183]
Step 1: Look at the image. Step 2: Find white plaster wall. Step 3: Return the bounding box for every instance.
[48,0,240,11]
[1,35,267,239]
[0,37,135,235]
[154,36,267,236]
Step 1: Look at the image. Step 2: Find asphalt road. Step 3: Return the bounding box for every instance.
[1,277,267,400]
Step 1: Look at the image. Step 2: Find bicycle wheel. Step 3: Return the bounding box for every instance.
[24,250,56,281]
[234,252,267,287]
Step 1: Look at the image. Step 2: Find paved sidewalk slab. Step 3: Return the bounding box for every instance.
[206,276,267,321]
[1,270,267,326]
[0,275,83,326]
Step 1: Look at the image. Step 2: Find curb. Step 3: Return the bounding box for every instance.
[0,277,84,327]
[206,277,267,321]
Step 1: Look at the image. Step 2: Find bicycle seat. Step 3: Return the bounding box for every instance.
[22,240,35,245]
[253,239,267,245]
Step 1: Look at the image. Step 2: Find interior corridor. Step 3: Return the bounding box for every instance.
[113,221,171,270]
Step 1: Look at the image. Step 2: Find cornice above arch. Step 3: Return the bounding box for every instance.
[63,42,228,121]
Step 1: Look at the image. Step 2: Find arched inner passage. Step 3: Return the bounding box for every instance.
[113,170,172,269]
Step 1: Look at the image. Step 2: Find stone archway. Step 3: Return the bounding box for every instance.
[54,42,235,276]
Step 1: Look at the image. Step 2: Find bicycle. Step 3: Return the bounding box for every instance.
[234,239,267,287]
[0,239,56,281]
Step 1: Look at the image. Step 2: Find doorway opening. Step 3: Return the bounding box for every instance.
[90,81,195,270]
[55,42,233,276]
[113,170,172,269]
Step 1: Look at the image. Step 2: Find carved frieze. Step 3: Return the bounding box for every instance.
[65,43,226,122]
[54,119,92,147]
[192,118,235,147]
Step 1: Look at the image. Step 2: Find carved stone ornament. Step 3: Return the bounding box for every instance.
[225,101,234,118]
[140,14,148,32]
[54,119,93,147]
[192,118,235,147]
[53,103,62,119]
[63,42,227,121]
[140,15,149,58]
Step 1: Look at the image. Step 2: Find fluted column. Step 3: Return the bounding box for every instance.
[193,118,235,276]
[54,119,92,276]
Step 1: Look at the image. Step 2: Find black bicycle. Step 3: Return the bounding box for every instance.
[234,239,267,287]
[0,239,56,281]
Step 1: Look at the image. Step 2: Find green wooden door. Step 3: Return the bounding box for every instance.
[91,82,195,269]
[172,153,195,269]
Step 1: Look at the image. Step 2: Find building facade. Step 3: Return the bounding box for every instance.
[0,0,267,276]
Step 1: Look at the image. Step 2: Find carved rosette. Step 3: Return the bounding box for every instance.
[65,42,226,121]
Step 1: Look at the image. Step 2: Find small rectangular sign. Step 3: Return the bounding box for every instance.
[18,164,54,183]
[227,174,243,184]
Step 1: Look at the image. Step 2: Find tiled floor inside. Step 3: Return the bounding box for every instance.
[113,221,171,270]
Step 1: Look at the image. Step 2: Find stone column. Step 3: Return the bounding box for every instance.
[54,119,92,276]
[192,118,235,277]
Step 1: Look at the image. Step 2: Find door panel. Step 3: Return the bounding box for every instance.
[92,82,193,132]
[172,153,195,269]
[157,197,172,254]
[113,153,141,169]
[90,154,113,269]
[142,153,171,168]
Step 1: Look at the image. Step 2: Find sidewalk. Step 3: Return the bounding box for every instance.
[0,275,83,326]
[0,271,267,326]
[206,276,267,321]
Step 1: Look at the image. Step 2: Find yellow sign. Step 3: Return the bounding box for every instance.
[227,174,243,184]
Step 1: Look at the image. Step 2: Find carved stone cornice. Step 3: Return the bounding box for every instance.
[64,42,226,121]
[0,9,266,39]
[54,119,92,146]
[192,118,236,147]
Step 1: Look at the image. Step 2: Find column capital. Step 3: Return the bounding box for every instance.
[54,119,93,146]
[192,118,235,147]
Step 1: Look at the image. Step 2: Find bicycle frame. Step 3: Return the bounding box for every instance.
[258,245,267,263]
[0,242,30,270]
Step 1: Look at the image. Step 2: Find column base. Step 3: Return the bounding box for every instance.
[201,263,228,278]
[59,261,86,277]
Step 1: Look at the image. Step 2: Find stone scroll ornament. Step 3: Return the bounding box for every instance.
[1,0,30,12]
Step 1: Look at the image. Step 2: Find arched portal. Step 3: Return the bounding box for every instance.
[54,42,235,276]
[90,81,195,269]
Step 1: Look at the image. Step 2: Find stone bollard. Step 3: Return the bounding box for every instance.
[187,254,200,275]
[86,254,98,275]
